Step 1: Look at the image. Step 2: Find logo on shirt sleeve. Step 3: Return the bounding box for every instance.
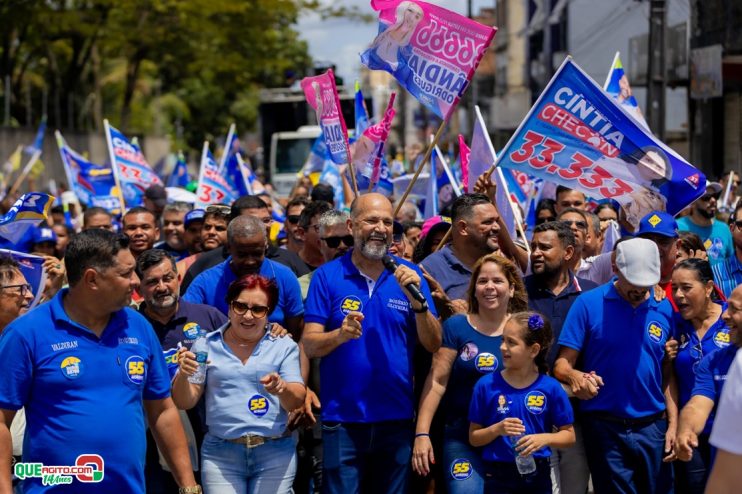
[125,355,147,385]
[60,356,83,379]
[525,391,547,414]
[474,353,498,373]
[647,321,666,343]
[714,331,731,348]
[248,394,269,417]
[450,458,473,480]
[182,322,202,341]
[340,296,363,315]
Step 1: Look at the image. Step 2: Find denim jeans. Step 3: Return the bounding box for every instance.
[484,457,552,494]
[442,419,485,494]
[321,420,413,494]
[201,433,297,494]
[582,415,674,494]
[674,433,711,494]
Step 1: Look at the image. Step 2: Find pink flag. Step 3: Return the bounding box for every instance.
[355,93,397,185]
[458,134,470,192]
[361,0,496,120]
[301,69,351,165]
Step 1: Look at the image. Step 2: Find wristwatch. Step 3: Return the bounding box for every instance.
[179,486,202,494]
[412,301,429,313]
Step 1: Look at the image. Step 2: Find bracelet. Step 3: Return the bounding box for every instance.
[178,486,202,494]
[415,432,430,438]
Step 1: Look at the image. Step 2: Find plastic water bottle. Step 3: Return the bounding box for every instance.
[512,434,536,475]
[188,328,208,384]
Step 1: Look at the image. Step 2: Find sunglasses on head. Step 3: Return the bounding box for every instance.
[230,301,269,318]
[205,205,231,216]
[322,235,354,248]
[286,215,301,224]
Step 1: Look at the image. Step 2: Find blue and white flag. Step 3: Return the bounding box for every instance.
[318,161,345,208]
[168,152,190,188]
[493,167,521,242]
[104,120,163,208]
[56,131,123,214]
[468,106,496,191]
[195,142,239,208]
[219,124,251,197]
[0,192,54,243]
[604,52,648,129]
[0,249,47,309]
[301,134,329,177]
[355,82,370,136]
[498,57,705,229]
[434,145,462,213]
[24,117,46,156]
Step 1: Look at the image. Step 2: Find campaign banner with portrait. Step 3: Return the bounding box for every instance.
[604,52,648,129]
[195,142,239,209]
[56,131,123,215]
[301,69,351,165]
[361,0,496,120]
[104,120,163,208]
[353,93,396,191]
[497,57,706,229]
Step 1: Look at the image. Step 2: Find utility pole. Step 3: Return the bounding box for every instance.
[646,0,666,139]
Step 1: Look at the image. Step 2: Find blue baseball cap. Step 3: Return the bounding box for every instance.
[184,209,205,227]
[636,211,678,238]
[32,226,57,245]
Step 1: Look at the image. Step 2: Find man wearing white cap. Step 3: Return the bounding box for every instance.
[677,182,733,264]
[554,237,675,494]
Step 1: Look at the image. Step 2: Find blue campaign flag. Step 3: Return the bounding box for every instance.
[104,120,163,208]
[24,117,46,155]
[355,82,370,136]
[168,152,190,188]
[432,145,461,214]
[498,57,705,230]
[468,106,496,191]
[604,52,648,130]
[219,124,251,197]
[0,193,54,243]
[301,134,329,177]
[195,142,239,209]
[56,131,123,215]
[1,249,47,310]
[318,161,345,208]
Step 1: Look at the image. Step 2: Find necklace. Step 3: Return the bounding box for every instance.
[227,328,257,348]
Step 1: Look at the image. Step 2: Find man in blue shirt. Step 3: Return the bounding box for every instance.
[0,230,200,493]
[182,215,304,337]
[554,237,675,494]
[303,193,441,494]
[677,182,733,264]
[712,203,742,298]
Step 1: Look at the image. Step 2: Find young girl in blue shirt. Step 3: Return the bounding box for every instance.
[469,312,575,493]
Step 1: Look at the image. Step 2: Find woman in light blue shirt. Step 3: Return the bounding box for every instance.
[173,274,306,494]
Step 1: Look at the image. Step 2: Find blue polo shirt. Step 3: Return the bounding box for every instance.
[441,314,503,425]
[676,217,733,264]
[0,289,170,493]
[139,301,227,379]
[468,372,573,462]
[419,244,472,300]
[711,255,742,299]
[559,280,674,418]
[195,324,303,439]
[304,252,437,423]
[672,302,730,409]
[182,257,304,324]
[691,344,739,435]
[525,273,598,368]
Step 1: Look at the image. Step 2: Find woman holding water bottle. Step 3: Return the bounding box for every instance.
[468,312,575,493]
[172,274,306,494]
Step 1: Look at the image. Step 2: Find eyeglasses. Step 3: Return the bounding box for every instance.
[322,235,354,248]
[286,215,301,224]
[700,194,720,202]
[205,205,231,216]
[561,219,587,230]
[0,283,32,297]
[733,220,742,229]
[535,216,555,225]
[230,301,269,318]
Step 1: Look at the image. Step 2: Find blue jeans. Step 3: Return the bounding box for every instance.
[442,420,485,494]
[201,433,297,494]
[484,457,552,494]
[321,420,413,494]
[582,415,674,494]
[674,433,711,494]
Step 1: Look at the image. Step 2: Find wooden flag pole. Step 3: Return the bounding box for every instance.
[434,227,452,251]
[393,119,447,217]
[8,150,41,197]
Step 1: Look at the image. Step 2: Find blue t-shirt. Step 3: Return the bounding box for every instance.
[195,324,304,439]
[0,289,171,493]
[441,314,503,424]
[304,252,437,423]
[691,344,739,435]
[468,372,573,462]
[558,280,674,418]
[419,245,472,300]
[672,302,731,408]
[676,217,734,264]
[182,257,304,324]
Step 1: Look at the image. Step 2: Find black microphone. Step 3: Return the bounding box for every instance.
[382,255,427,305]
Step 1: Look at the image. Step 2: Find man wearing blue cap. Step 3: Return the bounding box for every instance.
[636,211,681,308]
[182,209,205,257]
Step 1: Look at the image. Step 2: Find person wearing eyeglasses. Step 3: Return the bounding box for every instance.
[388,221,410,260]
[557,208,614,285]
[0,256,33,333]
[298,210,353,300]
[668,259,730,492]
[296,201,333,271]
[677,182,733,265]
[173,274,306,494]
[284,197,310,255]
[712,203,742,299]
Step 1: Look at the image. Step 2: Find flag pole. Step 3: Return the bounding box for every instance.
[8,150,41,197]
[345,145,360,198]
[103,119,127,215]
[393,120,447,217]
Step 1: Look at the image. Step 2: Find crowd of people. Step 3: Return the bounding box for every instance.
[0,170,741,494]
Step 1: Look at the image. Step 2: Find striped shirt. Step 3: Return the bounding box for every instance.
[712,254,742,299]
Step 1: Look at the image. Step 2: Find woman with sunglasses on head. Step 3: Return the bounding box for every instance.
[172,274,306,493]
[670,259,731,493]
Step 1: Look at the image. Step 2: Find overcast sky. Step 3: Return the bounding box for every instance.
[297,0,496,83]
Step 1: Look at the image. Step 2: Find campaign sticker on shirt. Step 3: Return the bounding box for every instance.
[450,458,473,480]
[248,394,269,417]
[459,342,478,361]
[714,331,731,348]
[125,355,147,385]
[474,353,498,373]
[340,296,363,315]
[647,321,665,343]
[182,322,201,341]
[496,394,510,415]
[60,356,83,380]
[525,391,547,414]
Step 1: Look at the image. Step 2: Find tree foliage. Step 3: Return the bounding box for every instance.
[0,0,313,149]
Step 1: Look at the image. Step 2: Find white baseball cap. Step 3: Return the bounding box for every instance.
[615,238,660,288]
